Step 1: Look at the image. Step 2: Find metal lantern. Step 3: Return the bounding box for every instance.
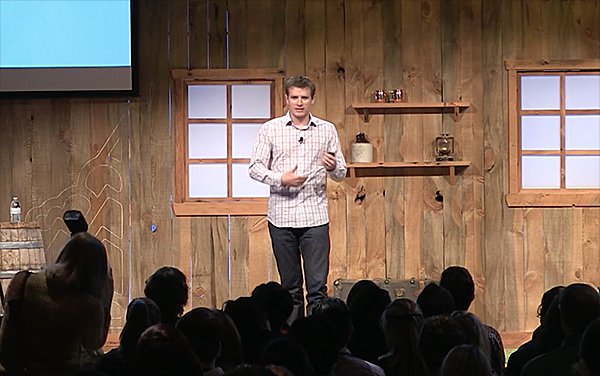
[435,133,454,161]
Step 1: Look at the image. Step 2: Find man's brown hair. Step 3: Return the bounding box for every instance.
[285,76,316,97]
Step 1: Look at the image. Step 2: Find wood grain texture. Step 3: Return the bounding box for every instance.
[382,0,406,280]
[325,0,348,286]
[1,0,598,335]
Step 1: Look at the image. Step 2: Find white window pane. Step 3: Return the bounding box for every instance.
[565,115,600,150]
[189,164,227,198]
[188,123,227,158]
[521,76,560,110]
[232,163,270,198]
[521,156,561,189]
[188,85,227,118]
[521,116,560,150]
[232,123,262,158]
[565,75,600,110]
[232,84,271,118]
[566,156,600,189]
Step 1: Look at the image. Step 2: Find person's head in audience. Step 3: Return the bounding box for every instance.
[119,297,161,362]
[144,266,188,325]
[450,311,491,361]
[418,315,469,376]
[259,337,314,376]
[579,318,600,376]
[311,297,352,351]
[536,290,566,353]
[46,232,112,300]
[417,282,456,318]
[346,279,379,307]
[439,266,475,311]
[289,315,338,376]
[347,282,391,363]
[223,296,272,363]
[135,323,201,376]
[538,285,565,326]
[559,283,600,336]
[440,344,492,376]
[251,281,294,334]
[224,364,278,376]
[215,309,244,372]
[379,298,426,376]
[176,307,224,372]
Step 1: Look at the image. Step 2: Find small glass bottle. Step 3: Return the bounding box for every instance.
[10,196,21,224]
[351,132,373,163]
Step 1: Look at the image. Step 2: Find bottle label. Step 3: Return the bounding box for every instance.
[352,143,373,163]
[10,207,21,215]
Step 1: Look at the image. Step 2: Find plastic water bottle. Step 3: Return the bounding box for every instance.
[10,196,21,224]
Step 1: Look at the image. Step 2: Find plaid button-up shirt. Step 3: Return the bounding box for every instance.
[249,112,347,228]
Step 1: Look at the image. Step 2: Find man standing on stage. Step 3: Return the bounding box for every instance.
[249,76,347,322]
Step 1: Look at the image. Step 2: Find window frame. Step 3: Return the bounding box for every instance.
[171,69,285,216]
[505,60,600,207]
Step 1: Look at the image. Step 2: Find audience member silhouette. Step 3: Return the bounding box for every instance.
[312,297,385,376]
[440,344,492,376]
[0,232,113,375]
[135,323,202,376]
[505,285,565,376]
[251,281,294,335]
[223,364,278,376]
[378,298,426,376]
[259,336,314,376]
[418,315,469,376]
[450,311,491,365]
[416,282,456,318]
[347,282,391,363]
[288,315,339,376]
[223,296,275,364]
[214,309,244,372]
[346,279,379,307]
[439,266,505,375]
[176,307,226,376]
[578,317,600,376]
[143,266,189,326]
[521,283,600,376]
[97,297,161,376]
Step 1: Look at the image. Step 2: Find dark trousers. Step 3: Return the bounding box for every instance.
[268,222,330,322]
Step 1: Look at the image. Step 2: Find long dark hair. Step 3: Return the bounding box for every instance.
[46,232,109,298]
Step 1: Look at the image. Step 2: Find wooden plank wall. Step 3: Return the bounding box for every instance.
[0,0,598,333]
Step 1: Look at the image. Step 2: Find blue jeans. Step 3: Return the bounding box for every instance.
[268,222,330,322]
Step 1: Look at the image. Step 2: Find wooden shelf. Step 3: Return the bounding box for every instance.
[352,102,470,122]
[346,161,470,184]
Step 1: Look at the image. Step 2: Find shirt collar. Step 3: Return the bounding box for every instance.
[284,112,318,127]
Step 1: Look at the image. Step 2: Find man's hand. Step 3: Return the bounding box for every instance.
[281,166,308,187]
[322,151,337,171]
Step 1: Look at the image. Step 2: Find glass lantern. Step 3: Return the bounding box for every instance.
[435,133,454,161]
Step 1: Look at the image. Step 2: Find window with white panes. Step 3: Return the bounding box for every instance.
[172,70,284,215]
[506,61,600,207]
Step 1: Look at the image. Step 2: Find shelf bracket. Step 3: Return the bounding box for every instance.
[448,166,456,185]
[362,109,370,122]
[453,106,460,122]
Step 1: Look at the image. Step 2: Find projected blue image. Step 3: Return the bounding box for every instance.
[0,0,131,68]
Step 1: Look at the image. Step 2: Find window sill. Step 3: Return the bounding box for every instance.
[505,192,600,207]
[173,200,268,216]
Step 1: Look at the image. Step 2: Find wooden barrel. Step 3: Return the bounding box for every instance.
[0,222,46,274]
